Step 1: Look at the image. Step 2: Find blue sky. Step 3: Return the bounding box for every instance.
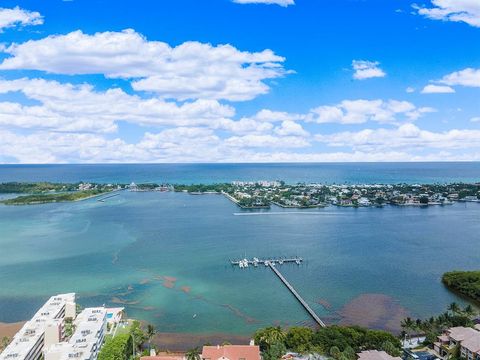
[0,0,479,163]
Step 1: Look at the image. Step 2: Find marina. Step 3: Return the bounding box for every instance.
[230,256,303,268]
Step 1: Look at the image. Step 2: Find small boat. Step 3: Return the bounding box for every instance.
[193,314,197,318]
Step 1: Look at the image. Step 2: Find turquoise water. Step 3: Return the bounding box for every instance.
[0,164,479,336]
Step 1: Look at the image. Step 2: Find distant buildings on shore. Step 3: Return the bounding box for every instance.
[0,294,123,360]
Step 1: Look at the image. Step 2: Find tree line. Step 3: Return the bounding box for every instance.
[253,325,402,360]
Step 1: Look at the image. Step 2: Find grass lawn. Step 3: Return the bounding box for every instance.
[114,319,133,337]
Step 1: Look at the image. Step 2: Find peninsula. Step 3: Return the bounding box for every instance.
[442,271,480,303]
[0,182,120,205]
[0,181,479,208]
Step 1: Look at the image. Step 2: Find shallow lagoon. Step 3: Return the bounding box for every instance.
[0,190,479,336]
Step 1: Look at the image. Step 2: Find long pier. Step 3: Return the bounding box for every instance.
[230,256,326,327]
[268,263,326,327]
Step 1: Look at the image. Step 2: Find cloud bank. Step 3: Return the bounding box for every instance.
[0,29,288,101]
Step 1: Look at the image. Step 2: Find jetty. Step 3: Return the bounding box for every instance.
[230,256,326,327]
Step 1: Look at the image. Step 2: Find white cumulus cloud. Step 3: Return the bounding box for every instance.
[439,68,480,87]
[310,99,434,124]
[0,78,236,133]
[414,0,480,28]
[0,6,43,31]
[352,60,386,80]
[232,0,294,6]
[274,120,310,137]
[421,84,456,93]
[0,29,288,101]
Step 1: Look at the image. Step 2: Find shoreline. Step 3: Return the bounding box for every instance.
[152,332,250,351]
[1,189,119,206]
[0,320,249,352]
[0,321,25,339]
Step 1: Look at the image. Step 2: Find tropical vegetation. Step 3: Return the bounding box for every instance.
[97,321,153,360]
[401,302,478,346]
[1,336,10,352]
[185,347,201,360]
[253,325,401,358]
[98,333,133,360]
[1,189,108,205]
[442,271,480,303]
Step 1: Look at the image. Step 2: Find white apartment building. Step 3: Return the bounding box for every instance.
[0,293,76,360]
[44,307,107,360]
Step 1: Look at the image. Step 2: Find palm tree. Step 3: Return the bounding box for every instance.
[262,327,286,347]
[146,324,156,351]
[463,305,475,317]
[186,347,201,360]
[448,302,460,315]
[415,318,422,333]
[401,317,414,341]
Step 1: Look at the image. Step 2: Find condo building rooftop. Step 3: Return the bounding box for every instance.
[0,293,76,360]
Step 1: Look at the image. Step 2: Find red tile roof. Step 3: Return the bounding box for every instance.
[202,345,261,360]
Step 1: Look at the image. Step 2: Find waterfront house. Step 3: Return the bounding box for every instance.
[433,326,480,360]
[357,350,402,360]
[201,343,260,360]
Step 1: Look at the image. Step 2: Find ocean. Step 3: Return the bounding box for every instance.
[0,163,479,341]
[1,162,480,184]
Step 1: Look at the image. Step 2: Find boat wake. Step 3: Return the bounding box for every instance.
[233,211,339,216]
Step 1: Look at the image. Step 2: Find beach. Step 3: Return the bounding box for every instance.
[0,322,24,339]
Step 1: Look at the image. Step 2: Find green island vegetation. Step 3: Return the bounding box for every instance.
[1,189,108,205]
[442,271,480,303]
[0,182,120,205]
[173,183,231,193]
[253,325,402,360]
[0,182,79,193]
